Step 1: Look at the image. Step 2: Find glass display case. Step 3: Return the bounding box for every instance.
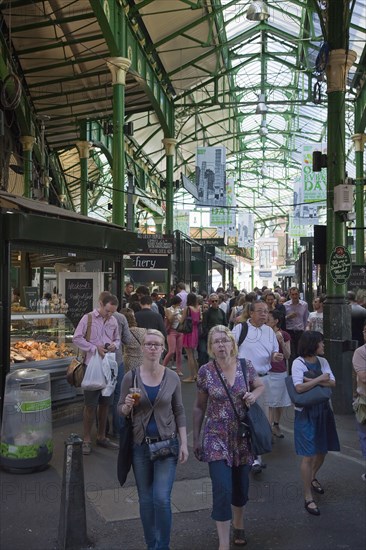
[10,314,78,402]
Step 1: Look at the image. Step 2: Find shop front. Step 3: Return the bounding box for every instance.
[0,191,143,404]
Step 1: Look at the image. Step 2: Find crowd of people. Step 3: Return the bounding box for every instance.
[72,282,366,550]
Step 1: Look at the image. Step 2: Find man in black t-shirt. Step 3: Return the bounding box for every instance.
[198,293,228,366]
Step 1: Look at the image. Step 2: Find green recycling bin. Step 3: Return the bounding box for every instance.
[0,368,53,472]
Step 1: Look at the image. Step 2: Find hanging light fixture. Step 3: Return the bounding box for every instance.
[256,93,268,114]
[246,1,270,22]
[259,120,268,137]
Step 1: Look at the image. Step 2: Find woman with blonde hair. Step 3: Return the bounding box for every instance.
[119,329,188,549]
[121,308,146,372]
[193,325,264,549]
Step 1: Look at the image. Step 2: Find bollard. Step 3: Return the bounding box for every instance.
[58,434,89,549]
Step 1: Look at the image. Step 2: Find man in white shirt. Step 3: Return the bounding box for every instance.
[284,287,309,370]
[232,301,283,473]
[306,295,324,334]
[177,282,188,308]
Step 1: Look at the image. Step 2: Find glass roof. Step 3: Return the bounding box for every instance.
[0,0,365,229]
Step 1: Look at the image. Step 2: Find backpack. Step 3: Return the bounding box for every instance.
[238,322,248,348]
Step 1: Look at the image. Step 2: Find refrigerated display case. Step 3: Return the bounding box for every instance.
[10,313,77,402]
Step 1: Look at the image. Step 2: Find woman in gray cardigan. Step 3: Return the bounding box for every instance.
[119,329,188,550]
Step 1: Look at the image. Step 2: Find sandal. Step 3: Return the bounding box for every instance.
[304,499,320,516]
[311,478,324,494]
[82,441,92,455]
[232,527,247,546]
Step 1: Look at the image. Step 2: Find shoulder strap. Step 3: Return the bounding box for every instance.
[131,330,142,344]
[238,322,248,347]
[79,312,92,360]
[85,312,92,342]
[213,360,241,422]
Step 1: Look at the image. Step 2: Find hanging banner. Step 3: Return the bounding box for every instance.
[195,146,226,207]
[288,215,310,238]
[174,210,190,234]
[293,177,319,226]
[301,143,327,204]
[237,211,254,247]
[210,178,236,230]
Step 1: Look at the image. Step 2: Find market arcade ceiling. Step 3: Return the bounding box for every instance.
[0,1,365,224]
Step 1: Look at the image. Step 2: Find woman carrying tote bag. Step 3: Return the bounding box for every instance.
[291,331,340,516]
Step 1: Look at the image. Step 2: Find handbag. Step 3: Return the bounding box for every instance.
[66,357,85,387]
[66,313,92,387]
[148,437,179,462]
[117,372,135,486]
[240,360,273,455]
[214,359,272,455]
[285,359,332,407]
[177,307,193,334]
[352,394,366,424]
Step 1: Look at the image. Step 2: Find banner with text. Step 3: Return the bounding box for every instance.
[301,143,327,204]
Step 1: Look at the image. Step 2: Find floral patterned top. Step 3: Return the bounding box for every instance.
[197,359,257,467]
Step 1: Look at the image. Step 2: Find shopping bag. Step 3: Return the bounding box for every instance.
[81,353,106,390]
[102,353,118,396]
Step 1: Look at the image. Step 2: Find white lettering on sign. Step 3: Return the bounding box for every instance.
[134,256,156,269]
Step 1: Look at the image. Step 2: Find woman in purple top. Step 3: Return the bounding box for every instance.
[193,325,264,549]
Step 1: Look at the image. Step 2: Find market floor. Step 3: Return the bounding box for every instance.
[0,381,365,550]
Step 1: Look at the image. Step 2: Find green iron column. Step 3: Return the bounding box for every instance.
[352,133,366,263]
[107,57,131,227]
[162,138,177,235]
[324,0,357,414]
[19,136,35,198]
[75,141,91,216]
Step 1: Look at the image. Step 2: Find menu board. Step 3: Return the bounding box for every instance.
[65,278,93,327]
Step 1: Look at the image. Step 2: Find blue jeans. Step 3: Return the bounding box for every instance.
[209,460,251,521]
[132,440,179,550]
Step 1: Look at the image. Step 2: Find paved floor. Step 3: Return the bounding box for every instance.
[1,376,365,550]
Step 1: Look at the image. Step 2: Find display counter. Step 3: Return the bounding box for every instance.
[10,313,77,402]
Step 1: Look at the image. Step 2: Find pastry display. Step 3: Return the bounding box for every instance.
[11,304,28,312]
[10,341,74,363]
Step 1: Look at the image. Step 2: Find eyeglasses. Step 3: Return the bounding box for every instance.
[144,343,163,349]
[212,338,231,345]
[211,300,219,303]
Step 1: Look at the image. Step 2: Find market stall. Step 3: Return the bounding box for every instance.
[0,191,143,405]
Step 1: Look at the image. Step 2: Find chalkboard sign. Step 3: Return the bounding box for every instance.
[348,265,366,292]
[65,278,93,327]
[23,286,39,310]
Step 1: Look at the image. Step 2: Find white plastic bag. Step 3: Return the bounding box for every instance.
[81,353,106,391]
[101,353,118,397]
